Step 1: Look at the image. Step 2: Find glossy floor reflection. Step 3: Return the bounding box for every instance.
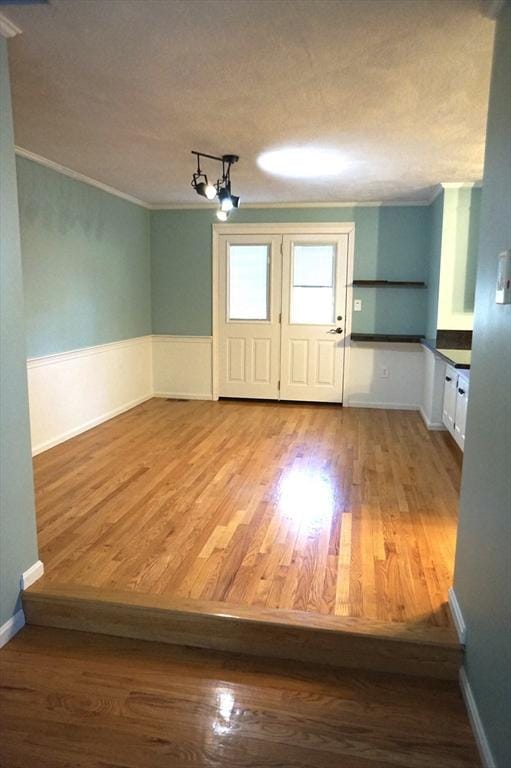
[33,398,460,627]
[0,626,480,768]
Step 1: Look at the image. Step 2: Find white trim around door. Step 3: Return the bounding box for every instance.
[212,223,355,402]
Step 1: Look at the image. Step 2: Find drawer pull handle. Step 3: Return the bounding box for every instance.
[458,388,465,395]
[445,376,452,382]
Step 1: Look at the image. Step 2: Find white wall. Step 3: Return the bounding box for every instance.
[420,346,447,429]
[152,336,213,399]
[27,336,153,455]
[344,342,424,410]
[437,185,480,331]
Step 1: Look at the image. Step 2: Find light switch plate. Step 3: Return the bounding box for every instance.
[496,249,511,304]
[354,299,362,312]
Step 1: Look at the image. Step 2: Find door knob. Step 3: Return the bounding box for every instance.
[327,327,343,334]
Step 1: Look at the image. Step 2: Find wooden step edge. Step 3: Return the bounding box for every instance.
[23,583,462,680]
[24,581,460,647]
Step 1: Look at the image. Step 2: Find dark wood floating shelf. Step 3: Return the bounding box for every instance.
[352,280,426,287]
[351,333,423,343]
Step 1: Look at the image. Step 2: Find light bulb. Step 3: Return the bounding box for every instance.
[221,196,233,212]
[205,184,216,200]
[216,209,229,221]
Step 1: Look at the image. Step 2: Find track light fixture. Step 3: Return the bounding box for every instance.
[218,187,233,212]
[191,150,240,219]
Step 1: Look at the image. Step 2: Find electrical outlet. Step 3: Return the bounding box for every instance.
[354,299,362,312]
[380,365,389,379]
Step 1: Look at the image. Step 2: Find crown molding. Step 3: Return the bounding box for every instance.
[14,147,446,211]
[427,181,483,205]
[441,181,483,189]
[14,146,150,209]
[426,184,444,204]
[148,199,432,211]
[0,12,21,38]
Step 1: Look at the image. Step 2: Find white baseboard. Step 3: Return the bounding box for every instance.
[459,667,497,768]
[419,406,446,431]
[448,587,467,644]
[21,559,44,590]
[153,392,213,401]
[32,394,153,455]
[345,401,419,411]
[0,610,25,649]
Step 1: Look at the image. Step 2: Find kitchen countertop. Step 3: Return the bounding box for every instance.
[421,338,471,369]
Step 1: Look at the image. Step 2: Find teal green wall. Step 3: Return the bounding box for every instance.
[454,5,511,765]
[150,205,431,336]
[0,39,38,626]
[426,190,444,339]
[17,157,151,358]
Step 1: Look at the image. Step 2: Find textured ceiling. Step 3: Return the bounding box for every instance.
[5,0,495,205]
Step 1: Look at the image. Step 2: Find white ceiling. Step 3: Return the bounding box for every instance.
[5,0,495,205]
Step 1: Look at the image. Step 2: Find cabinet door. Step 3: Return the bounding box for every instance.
[454,377,469,451]
[442,367,457,434]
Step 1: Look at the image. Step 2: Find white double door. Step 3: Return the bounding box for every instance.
[218,231,348,402]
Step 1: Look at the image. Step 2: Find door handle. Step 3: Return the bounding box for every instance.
[327,327,343,334]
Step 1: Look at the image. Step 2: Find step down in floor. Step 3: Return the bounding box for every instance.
[23,582,463,680]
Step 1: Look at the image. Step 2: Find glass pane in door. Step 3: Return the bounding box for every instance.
[228,244,270,321]
[290,244,336,324]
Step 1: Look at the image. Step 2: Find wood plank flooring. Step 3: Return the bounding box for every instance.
[33,398,460,628]
[0,626,480,768]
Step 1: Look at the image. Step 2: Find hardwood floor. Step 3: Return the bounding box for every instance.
[33,398,460,628]
[0,626,480,768]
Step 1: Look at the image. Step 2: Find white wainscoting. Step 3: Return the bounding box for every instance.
[27,336,153,455]
[28,335,426,454]
[344,342,424,410]
[152,335,213,400]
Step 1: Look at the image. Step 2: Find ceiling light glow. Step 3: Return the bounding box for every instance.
[257,147,347,179]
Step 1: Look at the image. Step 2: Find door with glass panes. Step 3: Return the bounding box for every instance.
[218,232,348,402]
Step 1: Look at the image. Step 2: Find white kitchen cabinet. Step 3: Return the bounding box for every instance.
[442,365,470,451]
[453,373,470,451]
[442,366,458,432]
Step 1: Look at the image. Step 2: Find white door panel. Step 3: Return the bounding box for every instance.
[316,340,335,385]
[280,234,348,402]
[219,235,281,399]
[253,338,272,383]
[227,337,246,383]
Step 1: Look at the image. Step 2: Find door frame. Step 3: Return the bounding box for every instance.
[211,222,356,402]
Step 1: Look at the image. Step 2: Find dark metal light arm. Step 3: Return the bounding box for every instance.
[190,150,240,213]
